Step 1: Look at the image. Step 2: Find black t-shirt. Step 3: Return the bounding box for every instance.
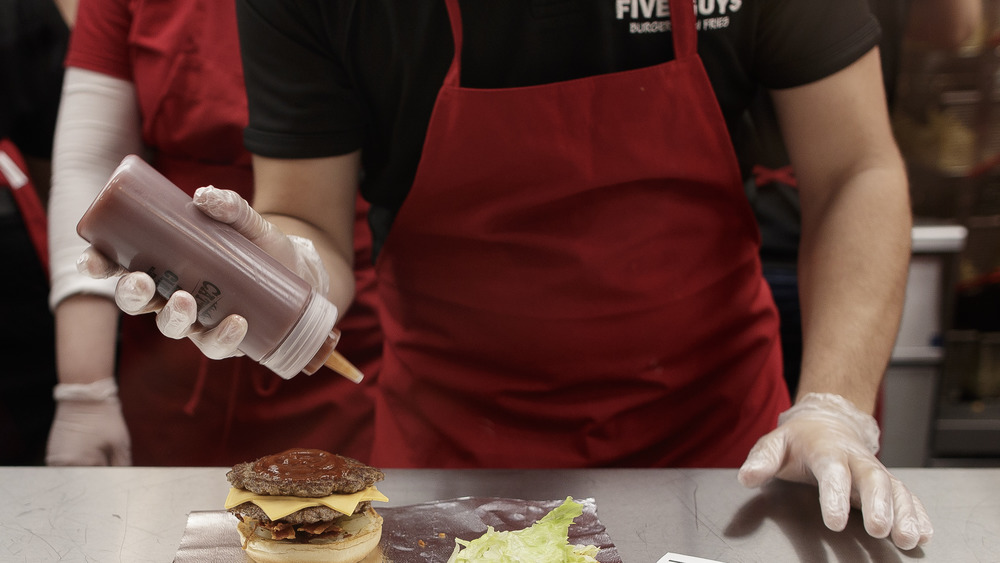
[237,0,880,249]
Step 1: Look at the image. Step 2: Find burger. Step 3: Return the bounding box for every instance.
[225,448,388,563]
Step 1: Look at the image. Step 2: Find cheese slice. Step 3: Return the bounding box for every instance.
[225,485,388,521]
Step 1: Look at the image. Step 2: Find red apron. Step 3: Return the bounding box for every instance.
[81,0,381,465]
[371,0,789,468]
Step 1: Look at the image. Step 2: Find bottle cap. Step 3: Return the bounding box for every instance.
[261,290,339,379]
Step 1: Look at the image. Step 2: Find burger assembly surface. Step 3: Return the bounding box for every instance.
[225,449,388,563]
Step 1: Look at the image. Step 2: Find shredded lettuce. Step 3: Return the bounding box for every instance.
[446,497,600,563]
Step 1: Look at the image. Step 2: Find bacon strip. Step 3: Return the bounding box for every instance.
[299,520,345,536]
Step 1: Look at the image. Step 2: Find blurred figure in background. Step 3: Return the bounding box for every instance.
[0,0,71,465]
[742,0,983,397]
[45,0,382,467]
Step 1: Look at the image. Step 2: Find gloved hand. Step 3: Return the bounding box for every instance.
[77,186,329,359]
[46,378,132,466]
[738,392,933,550]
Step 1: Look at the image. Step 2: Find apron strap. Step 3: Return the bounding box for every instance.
[442,0,464,88]
[669,0,697,59]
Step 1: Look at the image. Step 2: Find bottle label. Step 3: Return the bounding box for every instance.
[150,267,180,297]
[193,280,223,325]
[147,266,224,326]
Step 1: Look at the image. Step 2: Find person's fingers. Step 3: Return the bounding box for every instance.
[190,314,248,359]
[115,272,161,314]
[738,430,787,488]
[156,291,199,339]
[888,477,933,550]
[194,186,272,241]
[193,186,240,220]
[192,187,330,292]
[813,455,852,532]
[109,442,132,467]
[852,459,893,539]
[911,491,934,546]
[77,247,127,279]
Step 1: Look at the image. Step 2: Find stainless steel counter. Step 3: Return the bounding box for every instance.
[1,467,997,562]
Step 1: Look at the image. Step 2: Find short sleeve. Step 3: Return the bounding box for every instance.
[65,0,132,80]
[755,0,881,90]
[236,0,364,158]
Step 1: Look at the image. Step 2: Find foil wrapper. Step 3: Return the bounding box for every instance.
[175,497,622,562]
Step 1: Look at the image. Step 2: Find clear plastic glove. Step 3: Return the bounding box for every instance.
[77,186,329,359]
[46,378,131,466]
[738,392,933,550]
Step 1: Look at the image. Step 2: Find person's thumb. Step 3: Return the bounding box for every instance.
[193,186,275,244]
[738,430,786,488]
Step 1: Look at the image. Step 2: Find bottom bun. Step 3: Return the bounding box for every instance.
[236,508,383,563]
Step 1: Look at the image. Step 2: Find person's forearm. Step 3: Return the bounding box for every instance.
[769,48,912,414]
[54,294,120,385]
[262,213,357,315]
[48,69,142,388]
[795,161,911,414]
[251,153,361,316]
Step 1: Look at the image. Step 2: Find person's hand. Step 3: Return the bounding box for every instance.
[737,392,933,550]
[46,378,131,466]
[77,186,330,359]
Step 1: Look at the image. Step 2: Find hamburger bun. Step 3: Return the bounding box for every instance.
[226,449,387,563]
[236,505,383,563]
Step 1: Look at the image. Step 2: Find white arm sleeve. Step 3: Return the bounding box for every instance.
[48,67,144,309]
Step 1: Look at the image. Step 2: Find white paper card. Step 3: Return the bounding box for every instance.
[656,553,725,563]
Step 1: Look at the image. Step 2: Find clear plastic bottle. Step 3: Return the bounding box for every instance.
[77,155,347,380]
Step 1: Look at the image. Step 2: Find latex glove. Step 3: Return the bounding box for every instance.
[77,186,329,359]
[46,378,132,466]
[738,392,933,550]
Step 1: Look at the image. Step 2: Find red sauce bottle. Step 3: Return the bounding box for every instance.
[77,155,339,379]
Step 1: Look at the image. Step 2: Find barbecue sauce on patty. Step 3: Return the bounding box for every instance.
[254,449,351,482]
